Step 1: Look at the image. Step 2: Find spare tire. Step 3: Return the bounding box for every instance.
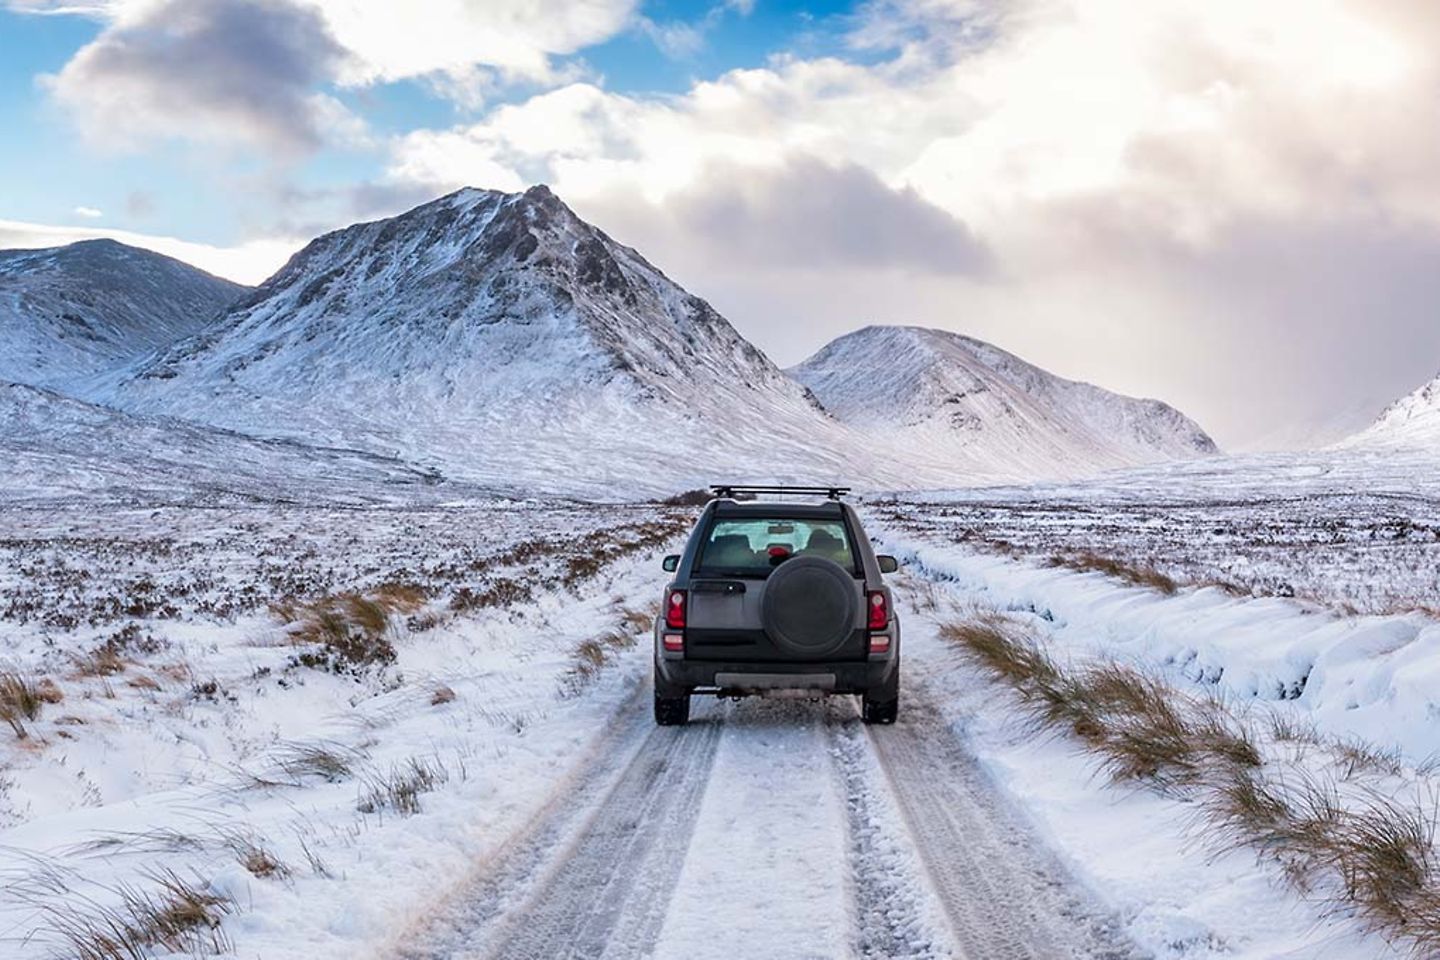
[762,555,857,658]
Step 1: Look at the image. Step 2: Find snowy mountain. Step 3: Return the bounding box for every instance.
[790,325,1217,478]
[0,380,451,505]
[0,239,245,391]
[1347,372,1440,447]
[87,189,1217,495]
[97,186,877,496]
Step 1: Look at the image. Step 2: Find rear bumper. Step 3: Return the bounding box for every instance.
[655,655,897,695]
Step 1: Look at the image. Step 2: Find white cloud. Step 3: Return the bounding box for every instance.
[0,219,299,285]
[22,0,639,152]
[72,206,103,219]
[379,0,1440,447]
[302,0,638,87]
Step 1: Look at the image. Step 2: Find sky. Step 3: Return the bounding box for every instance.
[3,0,1440,450]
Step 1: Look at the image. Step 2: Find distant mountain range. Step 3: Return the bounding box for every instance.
[0,238,245,392]
[3,187,1225,496]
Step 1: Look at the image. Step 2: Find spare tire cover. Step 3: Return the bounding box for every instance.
[762,555,857,658]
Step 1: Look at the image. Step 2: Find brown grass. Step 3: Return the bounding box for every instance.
[1046,551,1179,595]
[944,612,1440,956]
[357,757,448,817]
[42,869,234,959]
[0,672,46,739]
[562,627,638,696]
[276,591,401,676]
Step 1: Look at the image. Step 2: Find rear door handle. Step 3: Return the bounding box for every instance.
[690,580,747,595]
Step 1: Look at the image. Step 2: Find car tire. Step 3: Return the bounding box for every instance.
[654,691,690,726]
[861,693,898,725]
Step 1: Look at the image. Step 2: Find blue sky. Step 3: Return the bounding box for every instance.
[0,0,863,246]
[3,0,1440,449]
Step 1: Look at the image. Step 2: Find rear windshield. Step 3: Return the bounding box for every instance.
[695,517,857,576]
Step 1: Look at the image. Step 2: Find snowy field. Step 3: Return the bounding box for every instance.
[883,447,1440,616]
[0,455,1436,959]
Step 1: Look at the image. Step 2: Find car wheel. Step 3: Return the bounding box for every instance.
[861,693,898,725]
[654,691,690,726]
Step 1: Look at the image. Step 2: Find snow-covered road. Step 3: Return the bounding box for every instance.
[385,680,1137,960]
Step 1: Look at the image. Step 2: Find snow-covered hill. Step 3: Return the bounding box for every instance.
[0,239,245,391]
[96,186,893,496]
[790,325,1217,478]
[1349,372,1440,447]
[0,380,450,505]
[85,189,1217,495]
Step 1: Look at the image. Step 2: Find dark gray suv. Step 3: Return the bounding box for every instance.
[653,486,900,726]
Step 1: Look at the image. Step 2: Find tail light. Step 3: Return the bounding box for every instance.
[866,590,889,631]
[666,589,687,630]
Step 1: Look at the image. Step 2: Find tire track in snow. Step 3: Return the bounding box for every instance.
[862,691,1143,960]
[389,688,721,960]
[826,702,957,959]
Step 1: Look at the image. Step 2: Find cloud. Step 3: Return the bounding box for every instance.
[24,0,638,152]
[72,206,103,219]
[304,0,638,87]
[377,0,1440,447]
[42,0,357,154]
[594,158,991,275]
[0,219,299,285]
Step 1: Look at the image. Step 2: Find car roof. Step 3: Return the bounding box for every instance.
[711,500,847,520]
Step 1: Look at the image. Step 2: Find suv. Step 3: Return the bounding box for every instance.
[653,485,901,726]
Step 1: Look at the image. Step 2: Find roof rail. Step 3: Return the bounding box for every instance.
[710,484,851,501]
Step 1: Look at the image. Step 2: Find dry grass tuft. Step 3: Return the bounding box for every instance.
[357,756,448,817]
[562,627,638,696]
[277,591,401,676]
[225,833,292,881]
[618,603,658,634]
[43,869,234,959]
[274,740,364,784]
[945,611,1440,956]
[1047,552,1179,595]
[1333,737,1406,780]
[0,672,47,739]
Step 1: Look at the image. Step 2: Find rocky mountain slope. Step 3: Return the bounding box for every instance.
[0,239,245,391]
[790,325,1217,478]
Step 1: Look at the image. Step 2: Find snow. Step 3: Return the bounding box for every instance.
[37,189,1220,498]
[654,703,852,959]
[2,186,1438,959]
[791,325,1217,479]
[1349,370,1440,448]
[0,239,244,393]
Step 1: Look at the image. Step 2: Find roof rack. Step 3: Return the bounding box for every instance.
[710,485,851,501]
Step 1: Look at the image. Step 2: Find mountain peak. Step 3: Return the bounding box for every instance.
[791,323,1217,475]
[102,183,835,494]
[1353,371,1440,446]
